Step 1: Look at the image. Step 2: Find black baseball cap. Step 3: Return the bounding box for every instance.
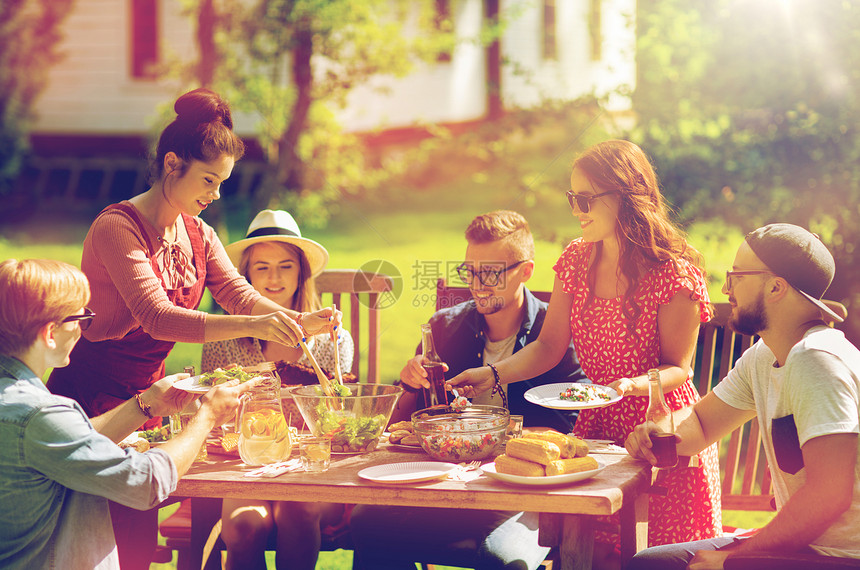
[745,223,843,323]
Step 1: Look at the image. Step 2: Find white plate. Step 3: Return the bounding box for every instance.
[481,460,605,486]
[358,462,458,484]
[524,383,621,410]
[172,375,212,393]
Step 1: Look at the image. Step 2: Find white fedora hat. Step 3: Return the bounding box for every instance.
[224,210,329,277]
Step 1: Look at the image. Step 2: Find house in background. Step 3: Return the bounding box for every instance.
[26,0,635,202]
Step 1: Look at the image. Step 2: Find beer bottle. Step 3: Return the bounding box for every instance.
[420,323,449,408]
[646,368,677,468]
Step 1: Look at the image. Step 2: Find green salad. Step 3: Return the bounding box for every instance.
[199,366,257,386]
[314,402,385,451]
[139,426,170,443]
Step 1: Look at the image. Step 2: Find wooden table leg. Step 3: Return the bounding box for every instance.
[190,497,222,570]
[539,513,594,570]
[618,492,649,568]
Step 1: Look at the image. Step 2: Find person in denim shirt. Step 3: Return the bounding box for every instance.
[0,258,250,570]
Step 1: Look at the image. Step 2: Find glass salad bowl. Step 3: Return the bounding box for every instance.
[289,384,403,453]
[411,405,509,462]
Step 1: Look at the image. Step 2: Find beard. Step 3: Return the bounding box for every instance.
[730,291,768,336]
[473,294,505,315]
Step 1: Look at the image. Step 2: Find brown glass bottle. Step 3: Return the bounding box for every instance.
[646,368,678,468]
[419,323,449,408]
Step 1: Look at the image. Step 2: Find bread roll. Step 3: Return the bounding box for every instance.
[388,429,412,444]
[506,437,560,465]
[545,456,599,477]
[523,431,590,458]
[495,454,546,477]
[388,420,413,433]
[569,436,590,458]
[400,434,421,446]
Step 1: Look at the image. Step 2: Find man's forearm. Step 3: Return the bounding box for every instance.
[90,397,151,443]
[735,484,847,554]
[158,407,218,476]
[674,405,708,456]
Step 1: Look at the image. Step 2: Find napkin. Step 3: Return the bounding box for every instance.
[245,458,303,478]
[585,439,628,455]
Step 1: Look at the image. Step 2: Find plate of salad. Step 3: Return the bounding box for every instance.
[173,366,260,393]
[524,383,620,410]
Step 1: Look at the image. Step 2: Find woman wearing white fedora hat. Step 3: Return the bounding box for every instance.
[46,89,340,569]
[203,209,353,375]
[203,209,354,570]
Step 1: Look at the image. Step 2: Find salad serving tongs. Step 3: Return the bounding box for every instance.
[330,303,344,387]
[298,337,337,398]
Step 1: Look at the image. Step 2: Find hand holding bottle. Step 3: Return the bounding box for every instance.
[644,368,678,468]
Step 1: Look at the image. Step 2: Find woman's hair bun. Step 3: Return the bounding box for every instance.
[173,87,234,130]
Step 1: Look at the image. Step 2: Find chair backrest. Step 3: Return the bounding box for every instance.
[694,302,773,511]
[316,269,394,384]
[435,278,552,310]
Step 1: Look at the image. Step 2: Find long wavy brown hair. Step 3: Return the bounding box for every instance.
[573,140,711,336]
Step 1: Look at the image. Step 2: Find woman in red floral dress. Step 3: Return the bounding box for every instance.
[449,140,722,567]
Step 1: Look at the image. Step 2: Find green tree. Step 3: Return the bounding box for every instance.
[173,0,469,224]
[632,0,860,341]
[0,0,74,209]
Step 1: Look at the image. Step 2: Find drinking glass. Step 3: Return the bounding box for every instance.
[506,415,524,441]
[169,400,208,462]
[299,437,331,472]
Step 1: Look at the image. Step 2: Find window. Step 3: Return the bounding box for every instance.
[589,0,602,61]
[131,0,159,79]
[543,0,557,61]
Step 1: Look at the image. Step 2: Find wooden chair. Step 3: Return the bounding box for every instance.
[316,268,394,383]
[693,302,774,513]
[156,269,393,570]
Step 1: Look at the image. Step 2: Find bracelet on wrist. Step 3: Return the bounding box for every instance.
[135,393,154,419]
[487,364,509,410]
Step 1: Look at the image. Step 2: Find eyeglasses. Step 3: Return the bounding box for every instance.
[61,308,95,331]
[724,270,775,290]
[455,261,527,287]
[566,190,617,213]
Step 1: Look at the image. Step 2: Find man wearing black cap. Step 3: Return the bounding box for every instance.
[624,223,860,569]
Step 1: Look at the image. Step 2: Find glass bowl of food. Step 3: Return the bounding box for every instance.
[289,384,403,453]
[411,405,509,462]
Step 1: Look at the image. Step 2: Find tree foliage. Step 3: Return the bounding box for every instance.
[0,0,74,194]
[173,0,467,224]
[632,0,860,335]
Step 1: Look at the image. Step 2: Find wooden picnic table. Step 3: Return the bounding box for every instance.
[174,442,651,569]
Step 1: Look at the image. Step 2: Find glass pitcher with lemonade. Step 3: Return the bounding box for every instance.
[237,373,292,466]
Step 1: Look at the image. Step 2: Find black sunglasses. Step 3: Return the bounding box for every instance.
[724,270,775,290]
[455,261,527,287]
[566,190,617,213]
[61,308,96,331]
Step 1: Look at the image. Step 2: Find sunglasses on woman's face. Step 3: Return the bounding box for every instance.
[566,190,617,213]
[61,308,95,331]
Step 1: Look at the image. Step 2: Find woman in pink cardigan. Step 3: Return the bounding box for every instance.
[47,88,338,570]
